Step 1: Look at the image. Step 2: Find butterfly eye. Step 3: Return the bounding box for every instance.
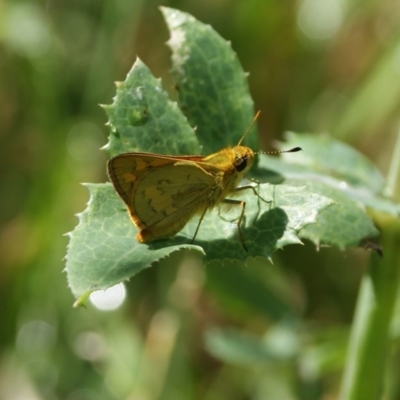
[234,155,247,172]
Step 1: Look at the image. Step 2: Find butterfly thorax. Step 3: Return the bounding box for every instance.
[202,145,255,200]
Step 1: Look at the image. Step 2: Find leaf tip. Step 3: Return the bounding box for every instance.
[73,291,92,308]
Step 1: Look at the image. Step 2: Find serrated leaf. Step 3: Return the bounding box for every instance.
[65,182,331,298]
[65,183,204,299]
[280,132,385,193]
[104,58,201,157]
[141,184,333,260]
[296,182,380,249]
[65,9,385,300]
[258,133,400,217]
[161,7,257,154]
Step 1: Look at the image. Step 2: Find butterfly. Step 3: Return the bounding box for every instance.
[107,112,301,249]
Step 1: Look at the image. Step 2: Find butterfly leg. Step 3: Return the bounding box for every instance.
[191,206,208,244]
[222,199,248,251]
[235,184,271,205]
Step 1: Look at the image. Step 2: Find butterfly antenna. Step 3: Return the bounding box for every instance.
[255,147,302,155]
[237,111,261,146]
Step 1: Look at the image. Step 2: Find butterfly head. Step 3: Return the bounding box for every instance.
[232,146,255,175]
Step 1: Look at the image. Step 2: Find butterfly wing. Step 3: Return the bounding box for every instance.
[108,153,181,226]
[108,153,217,241]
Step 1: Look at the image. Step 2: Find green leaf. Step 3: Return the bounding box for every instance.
[278,132,385,193]
[161,7,257,154]
[65,181,331,300]
[256,133,398,249]
[297,182,380,250]
[104,58,201,157]
[65,183,204,299]
[146,184,333,260]
[65,8,385,300]
[258,133,400,216]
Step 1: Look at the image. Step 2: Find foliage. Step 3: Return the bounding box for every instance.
[66,9,385,303]
[2,2,400,400]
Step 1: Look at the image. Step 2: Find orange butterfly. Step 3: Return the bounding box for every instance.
[107,112,301,249]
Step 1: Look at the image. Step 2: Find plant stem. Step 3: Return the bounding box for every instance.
[340,125,400,400]
[340,222,400,399]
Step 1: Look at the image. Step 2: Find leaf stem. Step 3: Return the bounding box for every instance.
[385,123,400,198]
[340,222,400,399]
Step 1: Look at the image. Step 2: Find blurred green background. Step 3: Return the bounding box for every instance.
[1,0,400,399]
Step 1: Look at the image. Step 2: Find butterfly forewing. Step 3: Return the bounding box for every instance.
[108,154,174,204]
[107,154,217,239]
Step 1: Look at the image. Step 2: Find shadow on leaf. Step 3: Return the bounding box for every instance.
[146,207,290,260]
